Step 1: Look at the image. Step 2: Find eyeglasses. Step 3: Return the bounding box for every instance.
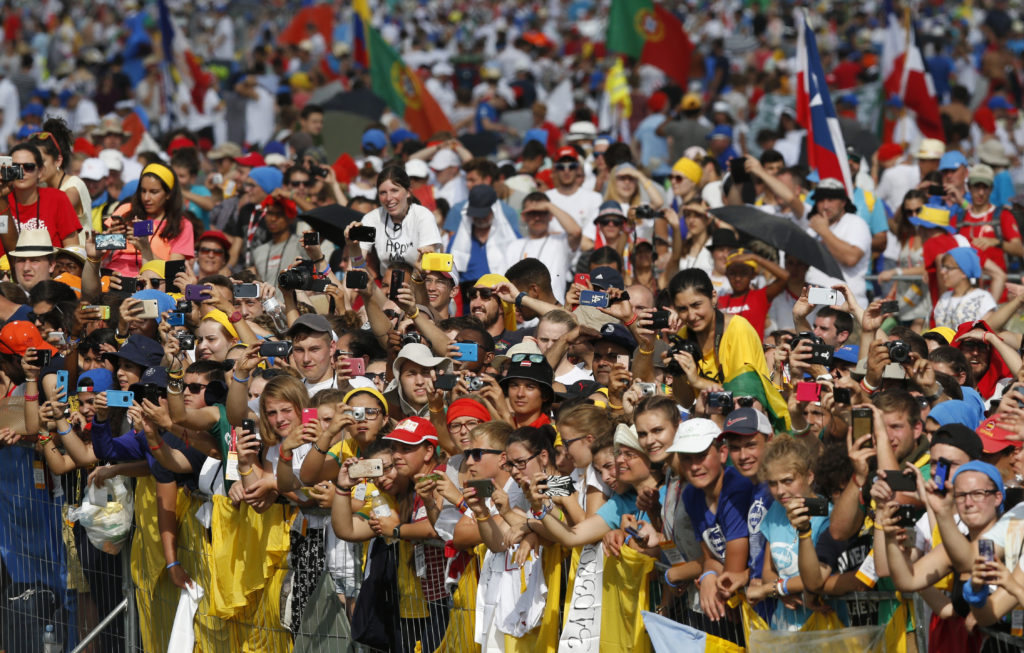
[511,353,545,364]
[554,162,579,172]
[449,419,483,433]
[288,180,316,188]
[562,435,587,447]
[596,218,625,227]
[467,288,494,301]
[184,382,208,394]
[953,489,1000,503]
[19,163,38,173]
[465,447,503,462]
[198,247,225,256]
[502,451,541,471]
[682,210,707,218]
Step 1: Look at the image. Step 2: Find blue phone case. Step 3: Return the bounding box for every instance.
[167,312,185,326]
[579,290,608,308]
[454,342,478,362]
[55,371,68,398]
[107,390,134,408]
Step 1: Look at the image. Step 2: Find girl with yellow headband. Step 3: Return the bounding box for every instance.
[100,162,194,276]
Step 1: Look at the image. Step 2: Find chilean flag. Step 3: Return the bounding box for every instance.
[882,0,944,139]
[795,10,854,195]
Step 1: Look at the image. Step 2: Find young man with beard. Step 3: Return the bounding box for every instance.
[287,314,338,394]
[383,343,453,420]
[508,192,581,295]
[466,273,518,349]
[545,146,603,240]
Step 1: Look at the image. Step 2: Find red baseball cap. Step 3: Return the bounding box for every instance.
[198,230,231,253]
[235,152,265,168]
[383,416,439,446]
[555,146,579,162]
[976,419,1023,453]
[877,142,903,162]
[0,321,58,356]
[167,136,196,155]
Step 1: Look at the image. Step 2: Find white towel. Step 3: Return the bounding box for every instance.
[449,201,519,278]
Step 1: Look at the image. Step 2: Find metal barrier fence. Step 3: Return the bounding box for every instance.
[3,439,1024,653]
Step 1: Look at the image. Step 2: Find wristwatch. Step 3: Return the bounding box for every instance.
[392,525,402,540]
[168,378,184,395]
[228,310,243,323]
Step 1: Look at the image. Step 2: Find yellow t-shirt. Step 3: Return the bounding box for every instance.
[677,314,769,382]
[327,437,361,464]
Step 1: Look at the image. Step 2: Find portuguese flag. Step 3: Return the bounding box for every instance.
[365,25,452,140]
[606,0,693,88]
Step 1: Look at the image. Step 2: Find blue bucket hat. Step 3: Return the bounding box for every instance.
[929,399,984,430]
[947,246,982,283]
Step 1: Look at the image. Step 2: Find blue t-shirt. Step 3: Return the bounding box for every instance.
[188,184,213,228]
[748,482,773,579]
[475,101,498,133]
[596,489,641,531]
[682,467,753,562]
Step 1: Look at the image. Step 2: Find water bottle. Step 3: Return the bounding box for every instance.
[43,624,61,653]
[369,490,391,519]
[262,297,288,334]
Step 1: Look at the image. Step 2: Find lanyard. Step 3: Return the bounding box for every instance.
[8,191,40,233]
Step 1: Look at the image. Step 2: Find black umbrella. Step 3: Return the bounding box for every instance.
[320,89,388,121]
[709,205,846,279]
[299,203,364,248]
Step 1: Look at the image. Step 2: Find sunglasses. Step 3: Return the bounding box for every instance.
[467,288,494,300]
[198,246,225,256]
[145,278,164,288]
[19,163,38,173]
[465,447,503,462]
[615,175,636,183]
[554,162,579,172]
[184,382,208,394]
[903,206,922,215]
[522,210,549,219]
[511,353,545,364]
[364,372,386,381]
[28,306,64,325]
[682,209,707,218]
[288,180,316,188]
[596,218,625,227]
[383,309,402,320]
[670,174,688,182]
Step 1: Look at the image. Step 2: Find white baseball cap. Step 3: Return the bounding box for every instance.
[666,418,722,454]
[80,158,109,181]
[405,159,430,179]
[428,148,461,171]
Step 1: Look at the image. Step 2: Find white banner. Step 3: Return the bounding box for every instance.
[557,542,605,653]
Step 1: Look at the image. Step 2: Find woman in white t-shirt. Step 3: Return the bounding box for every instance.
[932,247,998,329]
[344,166,442,276]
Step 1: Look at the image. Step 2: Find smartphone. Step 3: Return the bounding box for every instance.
[574,273,591,287]
[349,225,376,242]
[345,269,369,289]
[466,479,495,499]
[95,233,127,250]
[803,496,829,516]
[389,270,405,302]
[301,408,318,424]
[349,459,383,478]
[616,354,630,368]
[106,390,134,408]
[422,252,454,272]
[302,232,320,246]
[795,381,821,403]
[260,341,293,357]
[164,260,186,294]
[650,309,671,330]
[883,470,917,492]
[807,287,839,305]
[137,299,159,320]
[579,290,608,307]
[928,184,946,197]
[166,312,185,327]
[454,342,478,362]
[979,538,996,562]
[116,276,139,294]
[133,220,155,237]
[832,387,851,404]
[851,407,873,440]
[233,283,259,298]
[47,331,66,346]
[342,357,365,376]
[241,418,256,434]
[177,333,196,349]
[879,300,899,315]
[185,284,209,302]
[541,475,574,497]
[29,349,52,367]
[729,157,750,184]
[85,305,111,320]
[895,505,918,527]
[55,370,68,399]
[434,374,458,391]
[933,457,951,493]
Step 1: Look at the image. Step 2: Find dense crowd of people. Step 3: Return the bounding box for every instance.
[6,0,1024,652]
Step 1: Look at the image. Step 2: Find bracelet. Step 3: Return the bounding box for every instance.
[531,504,550,520]
[168,368,185,380]
[56,424,72,436]
[962,580,993,607]
[165,561,180,570]
[475,514,490,522]
[457,499,469,513]
[149,442,162,451]
[37,434,53,444]
[279,451,294,462]
[24,394,38,402]
[638,345,655,355]
[607,402,623,410]
[664,568,683,588]
[798,528,813,540]
[859,378,878,396]
[232,372,251,384]
[239,466,254,477]
[697,571,718,587]
[310,256,325,264]
[624,312,639,327]
[924,387,943,403]
[87,256,103,264]
[312,442,327,454]
[407,307,419,320]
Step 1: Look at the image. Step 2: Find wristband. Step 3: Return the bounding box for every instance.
[239,466,254,477]
[37,434,53,444]
[168,368,185,380]
[312,442,327,455]
[624,312,639,327]
[232,373,251,384]
[166,561,181,570]
[87,256,103,264]
[24,394,38,402]
[310,256,325,264]
[607,402,623,410]
[407,307,419,320]
[697,570,718,586]
[962,580,993,607]
[514,291,528,309]
[279,451,294,462]
[798,528,813,540]
[150,442,162,451]
[56,424,72,436]
[638,345,655,355]
[664,568,683,588]
[475,514,490,522]
[457,499,469,513]
[859,378,878,396]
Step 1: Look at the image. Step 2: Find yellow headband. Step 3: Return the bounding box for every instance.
[343,387,389,415]
[142,163,175,190]
[672,157,702,184]
[202,309,238,340]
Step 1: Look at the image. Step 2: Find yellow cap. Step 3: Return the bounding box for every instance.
[202,309,239,340]
[672,157,702,184]
[914,205,954,232]
[343,387,389,415]
[140,260,165,278]
[475,273,517,332]
[680,93,702,110]
[923,326,956,345]
[53,273,82,298]
[0,255,9,272]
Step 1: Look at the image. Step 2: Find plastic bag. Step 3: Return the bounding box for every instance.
[167,582,204,651]
[66,476,133,554]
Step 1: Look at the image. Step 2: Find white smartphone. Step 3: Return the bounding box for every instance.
[807,287,839,306]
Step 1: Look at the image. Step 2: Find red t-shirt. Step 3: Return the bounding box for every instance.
[958,205,1021,272]
[3,188,81,255]
[922,233,968,305]
[718,287,769,340]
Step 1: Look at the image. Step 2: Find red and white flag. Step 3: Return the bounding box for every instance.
[882,2,944,140]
